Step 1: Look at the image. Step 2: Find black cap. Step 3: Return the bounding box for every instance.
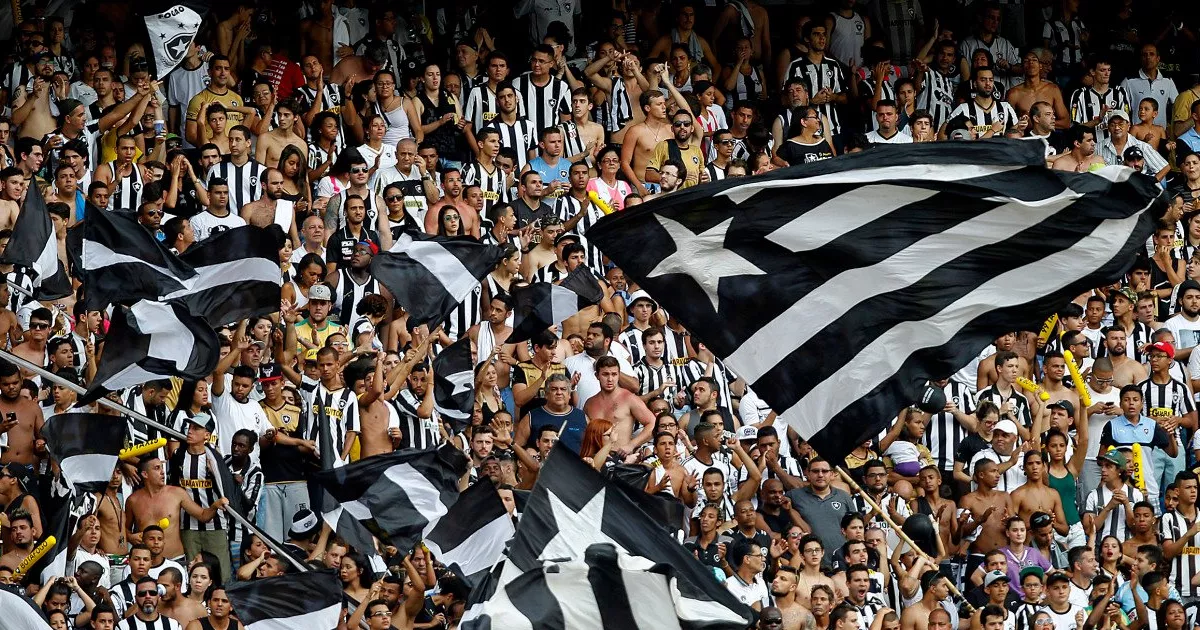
[1048,400,1075,416]
[553,232,581,247]
[1123,146,1145,162]
[258,362,284,381]
[1030,511,1053,529]
[1180,279,1200,298]
[1,462,31,491]
[1045,571,1071,586]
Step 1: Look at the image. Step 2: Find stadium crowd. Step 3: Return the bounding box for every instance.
[1,0,1200,629]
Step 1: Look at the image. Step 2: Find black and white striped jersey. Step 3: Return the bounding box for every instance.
[924,380,977,472]
[553,195,606,276]
[917,66,959,130]
[173,449,227,531]
[463,161,508,213]
[678,357,738,415]
[310,385,359,466]
[106,161,144,211]
[464,83,501,130]
[559,120,587,159]
[2,63,32,97]
[1139,376,1194,451]
[1084,482,1143,540]
[224,453,263,545]
[786,55,848,136]
[1095,321,1151,363]
[513,72,570,133]
[124,388,168,461]
[206,158,265,211]
[391,388,442,450]
[483,117,538,170]
[1069,85,1130,144]
[621,326,685,365]
[335,269,381,327]
[1043,17,1086,66]
[445,282,482,342]
[599,76,633,133]
[1159,509,1200,598]
[949,98,1020,136]
[704,162,728,182]
[976,384,1033,428]
[117,614,182,630]
[634,357,685,398]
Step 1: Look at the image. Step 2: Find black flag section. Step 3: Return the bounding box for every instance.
[586,140,1164,465]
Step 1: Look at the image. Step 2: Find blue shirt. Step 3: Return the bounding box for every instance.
[1179,128,1200,154]
[527,406,588,453]
[527,156,571,188]
[1114,580,1180,614]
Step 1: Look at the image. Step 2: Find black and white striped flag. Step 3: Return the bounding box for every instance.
[370,231,505,328]
[586,140,1164,465]
[81,204,195,310]
[311,444,470,552]
[225,570,342,630]
[0,179,71,299]
[42,413,126,494]
[0,583,52,629]
[170,225,285,326]
[424,478,514,585]
[81,300,220,403]
[460,444,754,629]
[509,266,605,343]
[432,335,475,428]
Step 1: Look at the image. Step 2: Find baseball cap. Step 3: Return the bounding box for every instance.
[1107,110,1130,123]
[1048,400,1075,416]
[1020,566,1046,582]
[736,425,758,441]
[355,240,379,256]
[1098,448,1127,468]
[1179,279,1200,298]
[1123,146,1145,162]
[1045,572,1071,586]
[1109,287,1138,305]
[949,128,973,141]
[1029,511,1053,529]
[289,508,321,539]
[553,232,581,247]
[1148,341,1175,359]
[29,50,53,63]
[308,284,333,302]
[304,348,320,362]
[1,462,31,491]
[258,362,284,381]
[984,570,1010,587]
[993,419,1019,435]
[185,412,215,433]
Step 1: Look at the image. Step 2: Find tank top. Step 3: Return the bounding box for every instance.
[289,278,310,309]
[200,617,242,630]
[337,188,378,228]
[418,91,460,161]
[1048,469,1081,525]
[107,160,143,211]
[374,98,412,146]
[730,66,765,103]
[828,11,867,67]
[672,28,704,62]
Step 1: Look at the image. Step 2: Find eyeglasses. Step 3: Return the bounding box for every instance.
[809,468,831,475]
[144,210,163,218]
[1034,621,1054,627]
[350,167,369,174]
[444,215,460,220]
[1094,377,1114,383]
[385,195,403,202]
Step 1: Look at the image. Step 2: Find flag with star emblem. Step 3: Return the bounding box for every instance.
[432,335,476,428]
[460,444,755,630]
[143,2,209,79]
[509,266,605,343]
[586,140,1164,466]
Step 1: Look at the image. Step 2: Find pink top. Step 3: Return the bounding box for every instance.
[587,177,634,212]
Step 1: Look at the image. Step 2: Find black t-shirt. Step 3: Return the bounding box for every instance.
[260,402,315,483]
[511,198,556,229]
[723,527,771,551]
[684,535,731,569]
[776,139,834,166]
[954,433,991,469]
[327,226,381,269]
[757,506,792,537]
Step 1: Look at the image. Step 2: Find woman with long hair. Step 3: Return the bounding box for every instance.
[340,551,373,605]
[380,182,421,241]
[247,316,274,355]
[357,113,397,183]
[998,515,1050,597]
[586,146,633,212]
[483,243,520,307]
[1098,535,1129,587]
[185,562,214,605]
[412,61,466,166]
[1157,599,1187,630]
[167,379,212,456]
[474,360,503,425]
[314,150,355,209]
[579,418,615,463]
[281,253,325,310]
[367,69,419,148]
[1045,426,1088,550]
[308,111,342,192]
[775,106,836,166]
[277,144,312,216]
[436,204,465,236]
[879,409,934,485]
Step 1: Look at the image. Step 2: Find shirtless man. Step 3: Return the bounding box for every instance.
[1103,327,1148,387]
[584,48,650,145]
[771,566,816,630]
[583,356,655,451]
[0,510,35,570]
[1051,125,1105,172]
[976,332,1034,390]
[1007,51,1070,125]
[564,89,604,167]
[521,221,562,278]
[1011,451,1069,536]
[254,98,306,168]
[620,73,675,197]
[915,466,958,556]
[1120,502,1158,558]
[12,59,58,140]
[299,0,337,75]
[123,457,228,559]
[468,295,518,391]
[158,567,207,625]
[901,577,955,630]
[1039,353,1082,419]
[96,468,128,554]
[239,168,300,246]
[958,458,1014,556]
[0,284,21,349]
[0,360,44,465]
[353,357,395,459]
[794,535,837,609]
[0,167,24,230]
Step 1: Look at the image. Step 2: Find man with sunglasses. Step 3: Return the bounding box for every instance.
[137,201,165,240]
[119,576,181,630]
[11,307,55,384]
[646,108,705,189]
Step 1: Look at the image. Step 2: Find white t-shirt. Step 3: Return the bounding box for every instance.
[211,390,269,461]
[1045,603,1085,630]
[564,350,638,408]
[188,209,247,242]
[1165,314,1200,354]
[724,572,770,609]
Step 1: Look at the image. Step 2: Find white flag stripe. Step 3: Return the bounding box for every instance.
[60,453,117,488]
[424,514,515,576]
[163,258,281,298]
[719,163,1025,205]
[729,188,1082,382]
[624,570,685,630]
[82,240,181,280]
[97,363,161,395]
[134,301,197,368]
[342,500,373,521]
[0,588,51,630]
[785,209,1148,439]
[545,564,606,630]
[243,602,341,630]
[391,234,479,300]
[34,231,58,280]
[384,463,450,524]
[767,185,939,253]
[549,284,583,324]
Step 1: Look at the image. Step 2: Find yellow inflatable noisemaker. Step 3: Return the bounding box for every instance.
[1063,350,1091,408]
[588,191,616,215]
[13,535,55,578]
[1015,377,1051,401]
[120,438,167,460]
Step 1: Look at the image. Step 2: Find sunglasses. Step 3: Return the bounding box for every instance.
[444,215,460,220]
[672,121,692,127]
[385,195,403,202]
[137,590,158,597]
[350,167,369,174]
[29,322,50,330]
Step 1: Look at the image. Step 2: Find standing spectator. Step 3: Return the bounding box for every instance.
[1120,44,1178,128]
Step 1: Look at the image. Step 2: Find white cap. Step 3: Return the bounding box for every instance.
[736,425,758,441]
[993,419,1019,435]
